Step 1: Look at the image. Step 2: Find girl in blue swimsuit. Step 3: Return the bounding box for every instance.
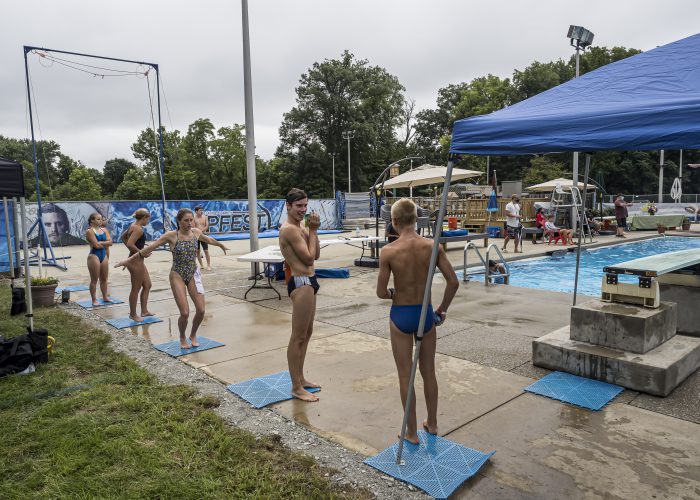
[86,213,113,306]
[115,208,228,349]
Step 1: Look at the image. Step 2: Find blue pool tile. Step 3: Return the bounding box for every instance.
[524,371,623,411]
[227,370,321,408]
[364,431,495,499]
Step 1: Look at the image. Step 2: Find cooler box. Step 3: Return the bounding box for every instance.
[486,226,502,238]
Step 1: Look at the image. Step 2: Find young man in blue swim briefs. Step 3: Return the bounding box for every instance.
[376,198,459,443]
[279,188,322,402]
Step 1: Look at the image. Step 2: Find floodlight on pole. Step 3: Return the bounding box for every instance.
[567,24,594,232]
[342,130,355,193]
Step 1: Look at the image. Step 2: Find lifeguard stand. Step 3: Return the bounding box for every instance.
[550,184,593,244]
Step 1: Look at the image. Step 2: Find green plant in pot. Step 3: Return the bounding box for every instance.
[30,276,59,307]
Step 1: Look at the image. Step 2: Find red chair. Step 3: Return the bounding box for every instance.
[545,229,565,245]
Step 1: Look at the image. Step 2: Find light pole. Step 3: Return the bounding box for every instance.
[328,152,337,196]
[567,25,594,231]
[342,130,354,192]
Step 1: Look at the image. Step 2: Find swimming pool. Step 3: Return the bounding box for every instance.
[461,236,700,296]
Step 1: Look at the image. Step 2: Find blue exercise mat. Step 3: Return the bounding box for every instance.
[76,298,125,309]
[106,315,162,329]
[315,268,350,279]
[364,431,495,499]
[226,370,321,409]
[213,229,342,241]
[153,336,224,357]
[441,228,469,237]
[55,284,89,293]
[524,371,623,411]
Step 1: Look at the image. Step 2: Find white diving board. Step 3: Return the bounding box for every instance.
[602,248,700,308]
[604,248,700,277]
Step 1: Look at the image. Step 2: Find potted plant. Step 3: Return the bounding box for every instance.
[30,276,59,307]
[682,217,691,231]
[657,224,667,234]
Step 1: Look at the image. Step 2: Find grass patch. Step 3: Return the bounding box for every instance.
[0,285,369,499]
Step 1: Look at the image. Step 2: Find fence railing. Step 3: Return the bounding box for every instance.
[604,194,700,204]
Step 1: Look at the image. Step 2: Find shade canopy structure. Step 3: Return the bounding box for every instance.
[450,33,700,155]
[379,164,481,189]
[526,178,597,192]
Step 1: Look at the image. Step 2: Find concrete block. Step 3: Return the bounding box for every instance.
[659,283,700,337]
[570,299,677,353]
[533,326,700,397]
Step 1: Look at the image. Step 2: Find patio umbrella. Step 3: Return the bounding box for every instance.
[377,164,481,190]
[526,178,596,192]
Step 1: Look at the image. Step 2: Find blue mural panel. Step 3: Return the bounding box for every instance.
[25,198,340,245]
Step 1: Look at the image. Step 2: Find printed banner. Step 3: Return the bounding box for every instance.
[24,199,341,246]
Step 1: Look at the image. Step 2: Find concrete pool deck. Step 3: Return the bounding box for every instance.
[38,227,700,498]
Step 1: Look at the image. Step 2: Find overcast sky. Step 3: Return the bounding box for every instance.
[1,1,698,169]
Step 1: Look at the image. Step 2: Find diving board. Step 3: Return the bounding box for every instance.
[602,248,700,308]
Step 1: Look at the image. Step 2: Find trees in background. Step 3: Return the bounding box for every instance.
[1,45,697,201]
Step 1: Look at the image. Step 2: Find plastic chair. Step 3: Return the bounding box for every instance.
[545,228,565,245]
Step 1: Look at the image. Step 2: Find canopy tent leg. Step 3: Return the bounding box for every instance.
[395,158,455,465]
[572,154,592,306]
[3,197,15,281]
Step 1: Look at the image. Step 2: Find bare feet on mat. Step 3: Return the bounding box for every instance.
[141,311,155,317]
[302,378,321,389]
[102,297,114,303]
[179,337,190,349]
[292,388,319,402]
[92,300,100,306]
[189,335,199,348]
[398,433,420,445]
[129,314,143,323]
[423,420,438,435]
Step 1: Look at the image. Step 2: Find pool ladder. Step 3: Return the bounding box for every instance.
[462,242,510,285]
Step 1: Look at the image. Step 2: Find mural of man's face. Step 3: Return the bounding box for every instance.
[44,212,68,244]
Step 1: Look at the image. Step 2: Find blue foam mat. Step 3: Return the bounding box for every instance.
[55,284,89,293]
[76,298,125,308]
[364,431,495,499]
[153,336,224,357]
[226,370,321,408]
[524,371,624,411]
[315,268,350,279]
[106,315,162,329]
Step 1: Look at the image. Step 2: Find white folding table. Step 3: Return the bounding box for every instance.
[237,246,285,300]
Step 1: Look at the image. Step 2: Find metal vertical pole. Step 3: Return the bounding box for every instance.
[572,154,591,306]
[409,159,414,198]
[241,0,259,275]
[23,48,45,247]
[571,47,580,232]
[486,156,490,185]
[12,199,21,277]
[679,149,683,204]
[658,150,664,204]
[396,158,454,465]
[346,133,352,193]
[154,66,169,231]
[332,155,336,196]
[20,197,34,331]
[3,197,15,280]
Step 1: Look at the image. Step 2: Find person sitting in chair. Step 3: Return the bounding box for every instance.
[544,215,574,245]
[585,209,601,235]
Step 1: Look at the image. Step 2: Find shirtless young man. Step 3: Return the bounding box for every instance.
[279,188,322,402]
[376,198,459,444]
[194,206,211,270]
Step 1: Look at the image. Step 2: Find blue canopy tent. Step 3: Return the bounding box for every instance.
[395,32,700,462]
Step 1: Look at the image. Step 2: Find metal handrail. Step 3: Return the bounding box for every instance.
[462,241,487,282]
[485,243,510,286]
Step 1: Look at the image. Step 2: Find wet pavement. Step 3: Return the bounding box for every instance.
[42,228,700,498]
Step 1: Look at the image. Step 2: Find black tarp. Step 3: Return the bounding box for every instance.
[0,157,25,198]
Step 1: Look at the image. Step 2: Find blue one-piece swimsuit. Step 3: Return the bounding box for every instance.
[390,304,435,337]
[90,231,107,263]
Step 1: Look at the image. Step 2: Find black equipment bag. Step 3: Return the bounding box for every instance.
[10,286,26,316]
[0,334,34,377]
[26,327,49,364]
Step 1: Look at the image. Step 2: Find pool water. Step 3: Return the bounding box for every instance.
[461,236,700,296]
